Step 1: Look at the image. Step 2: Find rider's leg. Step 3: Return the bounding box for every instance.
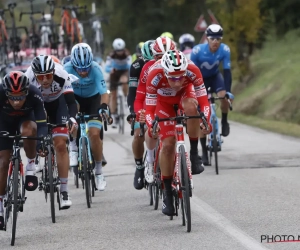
[215,73,230,136]
[20,120,39,191]
[109,72,119,128]
[88,121,106,191]
[120,72,129,97]
[0,120,14,227]
[181,86,204,174]
[132,124,145,190]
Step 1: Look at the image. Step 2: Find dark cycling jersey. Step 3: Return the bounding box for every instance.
[0,84,48,137]
[127,58,145,113]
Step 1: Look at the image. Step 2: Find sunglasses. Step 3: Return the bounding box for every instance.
[207,37,222,42]
[6,93,27,101]
[75,66,91,74]
[35,72,54,81]
[165,73,186,81]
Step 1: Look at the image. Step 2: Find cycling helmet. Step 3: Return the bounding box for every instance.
[71,44,93,69]
[160,32,174,40]
[152,37,176,56]
[61,55,71,65]
[179,33,195,51]
[141,40,154,61]
[50,55,61,64]
[31,55,55,74]
[112,38,125,50]
[136,42,144,55]
[205,24,223,38]
[3,71,30,94]
[76,42,92,52]
[161,50,188,75]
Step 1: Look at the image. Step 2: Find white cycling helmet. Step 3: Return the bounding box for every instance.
[161,50,188,75]
[152,37,176,56]
[178,33,195,44]
[112,38,125,50]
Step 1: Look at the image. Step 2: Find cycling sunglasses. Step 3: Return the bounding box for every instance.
[6,91,28,101]
[35,72,54,81]
[165,72,186,81]
[207,37,223,42]
[75,66,91,74]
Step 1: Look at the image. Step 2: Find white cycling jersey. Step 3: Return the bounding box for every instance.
[25,62,74,103]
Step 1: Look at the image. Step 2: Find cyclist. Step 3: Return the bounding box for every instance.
[0,71,48,228]
[127,40,154,189]
[178,33,195,60]
[160,32,174,40]
[61,55,71,65]
[145,50,211,216]
[190,24,233,165]
[105,38,131,128]
[64,43,109,191]
[133,37,177,189]
[50,55,61,64]
[131,42,144,62]
[25,55,77,209]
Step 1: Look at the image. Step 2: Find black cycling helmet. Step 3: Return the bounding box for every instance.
[31,55,55,74]
[3,71,30,95]
[205,24,223,38]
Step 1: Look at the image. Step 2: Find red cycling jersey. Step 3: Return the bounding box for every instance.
[145,60,211,138]
[134,59,156,112]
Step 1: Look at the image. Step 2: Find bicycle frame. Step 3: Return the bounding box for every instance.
[207,99,221,151]
[173,124,193,193]
[78,117,93,169]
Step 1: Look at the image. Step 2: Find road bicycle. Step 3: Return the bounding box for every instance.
[152,104,209,232]
[38,123,67,223]
[206,89,233,175]
[75,112,111,208]
[0,132,42,246]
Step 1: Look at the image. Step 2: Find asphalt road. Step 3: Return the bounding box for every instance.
[0,121,300,250]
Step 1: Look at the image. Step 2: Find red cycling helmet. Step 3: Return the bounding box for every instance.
[3,71,30,95]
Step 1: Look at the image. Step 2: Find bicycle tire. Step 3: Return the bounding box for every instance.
[48,145,56,223]
[212,117,219,175]
[179,145,191,232]
[118,95,125,135]
[10,158,19,246]
[90,170,95,198]
[149,183,153,206]
[82,138,92,208]
[153,161,161,210]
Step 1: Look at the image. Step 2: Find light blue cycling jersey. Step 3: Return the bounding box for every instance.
[190,43,231,78]
[105,50,132,73]
[63,61,107,98]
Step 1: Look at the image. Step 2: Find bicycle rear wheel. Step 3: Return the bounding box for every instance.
[212,117,219,175]
[48,145,56,223]
[10,158,19,245]
[179,145,191,232]
[82,138,92,208]
[118,95,125,134]
[153,160,161,210]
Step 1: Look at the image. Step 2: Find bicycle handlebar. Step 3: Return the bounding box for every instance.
[19,11,43,21]
[0,131,44,141]
[208,93,233,111]
[75,113,113,132]
[128,113,145,137]
[152,111,209,137]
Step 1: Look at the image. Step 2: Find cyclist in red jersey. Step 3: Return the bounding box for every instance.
[145,50,211,215]
[133,37,176,189]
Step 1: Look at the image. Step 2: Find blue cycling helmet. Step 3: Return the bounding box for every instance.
[61,55,71,65]
[71,44,93,69]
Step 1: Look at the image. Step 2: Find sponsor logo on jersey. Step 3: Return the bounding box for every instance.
[186,70,196,81]
[146,99,157,105]
[132,62,140,69]
[146,93,157,99]
[34,94,44,103]
[151,73,163,87]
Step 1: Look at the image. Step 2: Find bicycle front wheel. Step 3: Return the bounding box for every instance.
[10,158,20,246]
[48,145,56,223]
[179,145,191,232]
[82,138,92,208]
[212,117,219,175]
